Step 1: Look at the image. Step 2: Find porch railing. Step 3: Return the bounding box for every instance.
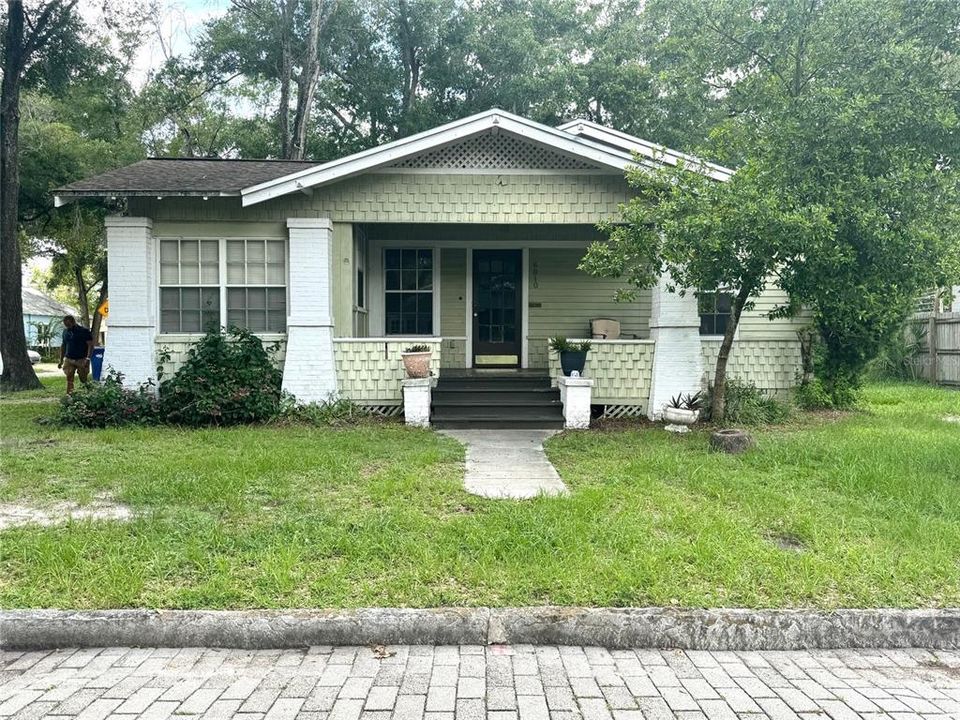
[333,337,443,405]
[548,339,655,411]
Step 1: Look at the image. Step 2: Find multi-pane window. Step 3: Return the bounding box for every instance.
[384,248,433,335]
[698,291,733,336]
[226,240,286,332]
[159,238,286,334]
[159,239,220,333]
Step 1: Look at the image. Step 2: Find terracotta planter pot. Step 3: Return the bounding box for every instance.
[663,406,699,425]
[401,351,432,379]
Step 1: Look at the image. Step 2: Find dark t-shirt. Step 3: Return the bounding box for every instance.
[62,326,93,359]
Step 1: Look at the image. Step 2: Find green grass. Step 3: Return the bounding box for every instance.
[0,378,957,609]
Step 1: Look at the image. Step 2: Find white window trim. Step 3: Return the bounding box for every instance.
[697,288,740,340]
[156,236,289,336]
[369,243,441,338]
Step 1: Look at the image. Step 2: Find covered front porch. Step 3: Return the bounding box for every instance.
[334,222,658,417]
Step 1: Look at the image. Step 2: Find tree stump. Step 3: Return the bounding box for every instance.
[709,428,754,454]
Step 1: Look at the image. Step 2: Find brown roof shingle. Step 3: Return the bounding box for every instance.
[55,158,321,198]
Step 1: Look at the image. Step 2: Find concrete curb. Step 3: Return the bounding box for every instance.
[1,607,957,651]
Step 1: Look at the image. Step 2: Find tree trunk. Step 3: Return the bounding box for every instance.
[90,279,107,344]
[289,0,328,160]
[0,0,41,390]
[74,266,91,326]
[710,285,752,422]
[277,0,294,157]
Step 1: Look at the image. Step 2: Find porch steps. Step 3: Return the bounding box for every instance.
[431,374,564,429]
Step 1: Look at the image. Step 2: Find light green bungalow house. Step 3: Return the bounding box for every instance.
[55,110,805,428]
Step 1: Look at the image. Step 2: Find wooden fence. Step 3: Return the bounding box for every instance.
[914,311,960,387]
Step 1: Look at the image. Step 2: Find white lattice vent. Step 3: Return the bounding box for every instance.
[361,404,403,417]
[601,404,647,419]
[387,132,601,171]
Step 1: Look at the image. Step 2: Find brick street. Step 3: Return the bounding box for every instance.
[2,645,958,719]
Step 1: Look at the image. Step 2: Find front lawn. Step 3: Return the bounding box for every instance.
[0,380,957,609]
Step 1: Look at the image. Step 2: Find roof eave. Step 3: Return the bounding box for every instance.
[53,190,242,207]
[556,119,734,181]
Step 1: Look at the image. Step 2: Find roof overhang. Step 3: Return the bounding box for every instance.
[53,190,239,207]
[240,109,643,206]
[556,119,734,182]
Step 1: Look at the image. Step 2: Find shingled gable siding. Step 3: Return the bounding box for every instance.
[129,172,633,225]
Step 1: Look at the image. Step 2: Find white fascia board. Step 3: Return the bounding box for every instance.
[241,109,641,206]
[557,119,734,182]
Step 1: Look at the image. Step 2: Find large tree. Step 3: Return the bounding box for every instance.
[582,160,830,420]
[589,0,960,406]
[1,0,80,390]
[200,0,338,159]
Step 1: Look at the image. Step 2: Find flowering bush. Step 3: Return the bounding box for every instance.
[58,371,157,428]
[157,328,283,426]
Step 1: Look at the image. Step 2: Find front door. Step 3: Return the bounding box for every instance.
[473,249,522,367]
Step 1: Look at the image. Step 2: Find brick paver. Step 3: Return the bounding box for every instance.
[1,646,957,719]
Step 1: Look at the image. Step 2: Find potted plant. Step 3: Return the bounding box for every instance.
[401,344,432,379]
[663,391,702,425]
[549,336,592,376]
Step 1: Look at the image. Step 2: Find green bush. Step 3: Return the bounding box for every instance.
[158,328,283,426]
[869,320,927,381]
[704,379,791,425]
[277,397,374,426]
[58,371,157,428]
[795,376,859,410]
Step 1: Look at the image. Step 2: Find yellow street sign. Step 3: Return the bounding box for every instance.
[98,300,109,317]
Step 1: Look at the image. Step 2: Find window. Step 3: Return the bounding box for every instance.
[698,291,733,336]
[384,248,433,335]
[160,239,220,333]
[159,238,286,334]
[226,240,286,332]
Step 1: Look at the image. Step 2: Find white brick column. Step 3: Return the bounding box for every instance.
[402,377,432,427]
[558,376,593,429]
[103,217,156,387]
[646,273,703,420]
[282,218,338,403]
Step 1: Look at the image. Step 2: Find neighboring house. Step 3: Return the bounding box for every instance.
[22,285,76,348]
[54,109,806,425]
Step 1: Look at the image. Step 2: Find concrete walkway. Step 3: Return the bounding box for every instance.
[441,430,568,499]
[3,645,958,719]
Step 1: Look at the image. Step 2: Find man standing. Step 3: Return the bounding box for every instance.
[59,315,94,393]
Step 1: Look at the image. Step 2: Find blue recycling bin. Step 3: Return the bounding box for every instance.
[90,346,105,381]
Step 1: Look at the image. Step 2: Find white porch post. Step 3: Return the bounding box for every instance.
[103,216,156,387]
[646,272,703,420]
[282,218,338,402]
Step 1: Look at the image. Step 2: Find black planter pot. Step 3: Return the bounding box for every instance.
[560,351,587,376]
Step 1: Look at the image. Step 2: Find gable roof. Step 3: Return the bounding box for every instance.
[53,109,733,207]
[240,109,643,206]
[54,158,321,206]
[557,119,734,181]
[22,286,76,317]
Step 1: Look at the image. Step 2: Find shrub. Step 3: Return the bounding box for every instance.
[795,376,858,410]
[869,320,927,381]
[703,379,791,425]
[158,328,283,426]
[58,371,157,428]
[277,397,374,426]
